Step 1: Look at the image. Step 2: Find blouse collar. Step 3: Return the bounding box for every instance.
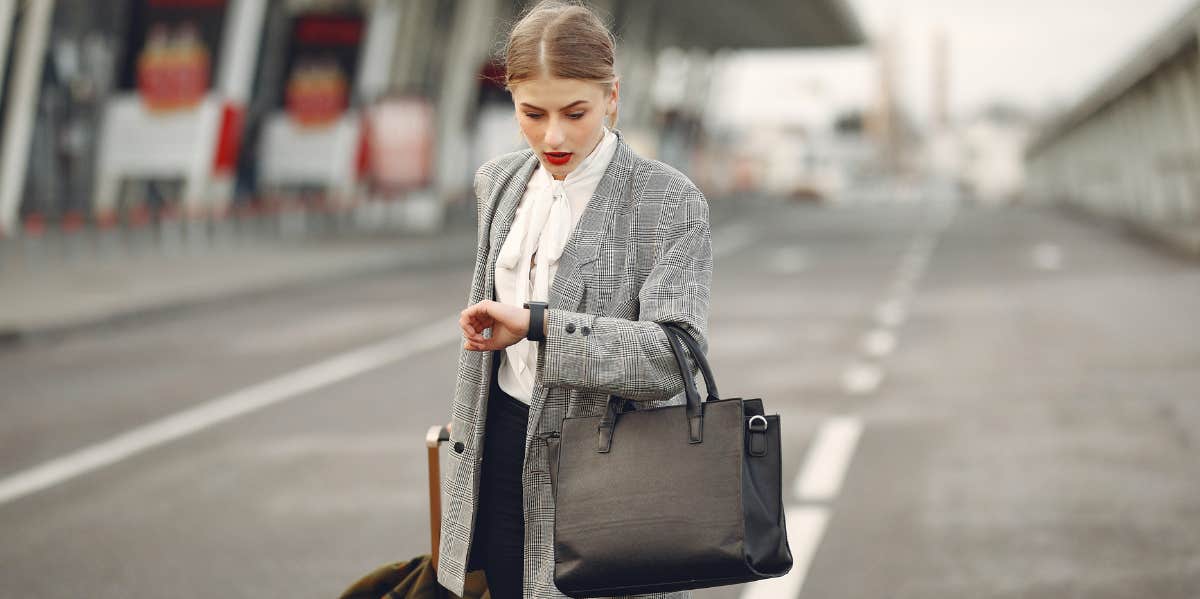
[528,126,618,192]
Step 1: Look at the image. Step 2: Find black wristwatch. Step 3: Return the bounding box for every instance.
[523,301,548,342]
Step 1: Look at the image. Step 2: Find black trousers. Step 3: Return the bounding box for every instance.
[470,351,528,599]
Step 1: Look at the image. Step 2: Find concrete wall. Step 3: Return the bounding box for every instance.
[1026,13,1200,250]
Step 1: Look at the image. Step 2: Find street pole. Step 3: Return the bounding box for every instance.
[0,0,56,237]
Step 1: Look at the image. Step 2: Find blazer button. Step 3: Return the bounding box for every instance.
[565,323,576,334]
[453,441,465,454]
[580,326,591,336]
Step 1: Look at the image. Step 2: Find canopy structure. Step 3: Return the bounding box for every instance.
[659,0,865,49]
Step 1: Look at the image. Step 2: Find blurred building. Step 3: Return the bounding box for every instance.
[956,103,1034,204]
[701,33,923,204]
[0,0,863,238]
[1025,2,1200,248]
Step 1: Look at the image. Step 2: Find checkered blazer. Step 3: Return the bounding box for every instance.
[437,130,711,599]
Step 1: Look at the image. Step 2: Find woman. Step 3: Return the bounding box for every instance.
[439,2,711,598]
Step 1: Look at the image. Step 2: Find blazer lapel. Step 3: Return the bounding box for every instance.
[484,154,539,302]
[533,132,637,440]
[548,132,637,311]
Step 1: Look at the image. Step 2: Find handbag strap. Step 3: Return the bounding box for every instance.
[661,323,720,402]
[661,323,706,444]
[596,322,718,451]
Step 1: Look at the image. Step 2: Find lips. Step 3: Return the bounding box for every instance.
[544,151,573,166]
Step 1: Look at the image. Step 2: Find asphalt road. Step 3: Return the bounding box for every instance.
[1,199,1197,598]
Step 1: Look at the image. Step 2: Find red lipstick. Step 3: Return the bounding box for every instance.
[544,151,573,166]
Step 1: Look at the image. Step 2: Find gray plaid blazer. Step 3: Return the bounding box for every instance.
[437,130,712,599]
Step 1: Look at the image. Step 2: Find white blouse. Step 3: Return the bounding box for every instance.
[494,127,619,404]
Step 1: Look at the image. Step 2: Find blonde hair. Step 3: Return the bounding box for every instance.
[503,0,619,128]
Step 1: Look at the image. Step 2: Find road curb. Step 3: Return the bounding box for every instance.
[0,235,476,351]
[1049,201,1200,260]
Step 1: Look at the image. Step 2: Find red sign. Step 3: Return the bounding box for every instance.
[283,14,364,127]
[126,0,226,109]
[136,22,211,111]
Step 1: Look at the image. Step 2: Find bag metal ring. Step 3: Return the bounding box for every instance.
[748,415,768,432]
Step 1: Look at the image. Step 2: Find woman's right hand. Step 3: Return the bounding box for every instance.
[460,300,530,351]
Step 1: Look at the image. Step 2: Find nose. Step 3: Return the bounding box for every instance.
[543,118,565,148]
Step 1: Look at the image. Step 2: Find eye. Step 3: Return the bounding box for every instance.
[524,112,544,120]
[567,112,585,120]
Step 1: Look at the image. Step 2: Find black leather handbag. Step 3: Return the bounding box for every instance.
[551,323,792,597]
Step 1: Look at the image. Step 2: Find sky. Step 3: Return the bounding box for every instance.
[710,0,1198,129]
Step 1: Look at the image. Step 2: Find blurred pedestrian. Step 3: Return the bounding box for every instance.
[441,1,712,598]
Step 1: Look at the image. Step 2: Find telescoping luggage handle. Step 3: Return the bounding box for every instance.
[425,423,451,571]
[596,323,720,452]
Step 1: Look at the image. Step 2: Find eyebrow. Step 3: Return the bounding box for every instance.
[518,100,590,111]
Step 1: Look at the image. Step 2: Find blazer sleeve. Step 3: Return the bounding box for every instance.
[474,165,495,235]
[537,184,712,401]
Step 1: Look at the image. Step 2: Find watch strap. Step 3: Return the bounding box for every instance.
[524,302,547,342]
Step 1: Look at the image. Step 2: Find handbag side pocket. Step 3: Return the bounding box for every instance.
[741,409,793,577]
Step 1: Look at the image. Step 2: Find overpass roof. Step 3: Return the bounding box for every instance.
[1027,3,1200,156]
[654,0,865,50]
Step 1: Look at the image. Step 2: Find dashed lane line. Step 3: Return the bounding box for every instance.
[873,299,908,329]
[860,329,897,358]
[841,362,884,396]
[793,415,865,502]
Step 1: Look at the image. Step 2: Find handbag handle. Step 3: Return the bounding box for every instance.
[597,322,718,451]
[661,323,720,403]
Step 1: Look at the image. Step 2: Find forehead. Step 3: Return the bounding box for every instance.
[510,77,606,107]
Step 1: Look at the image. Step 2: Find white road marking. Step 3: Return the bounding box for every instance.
[794,416,864,502]
[873,300,908,328]
[1032,243,1063,271]
[0,316,460,507]
[860,329,897,357]
[841,362,884,395]
[739,506,830,599]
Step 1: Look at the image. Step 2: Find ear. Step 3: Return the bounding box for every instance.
[608,78,620,114]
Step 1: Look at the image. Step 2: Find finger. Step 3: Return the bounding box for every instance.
[465,318,489,337]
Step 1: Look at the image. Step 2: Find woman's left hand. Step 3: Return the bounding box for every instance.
[460,300,530,351]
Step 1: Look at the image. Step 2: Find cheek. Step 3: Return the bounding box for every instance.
[517,118,541,141]
[571,114,603,143]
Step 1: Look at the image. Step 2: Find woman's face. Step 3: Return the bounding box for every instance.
[510,76,619,180]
